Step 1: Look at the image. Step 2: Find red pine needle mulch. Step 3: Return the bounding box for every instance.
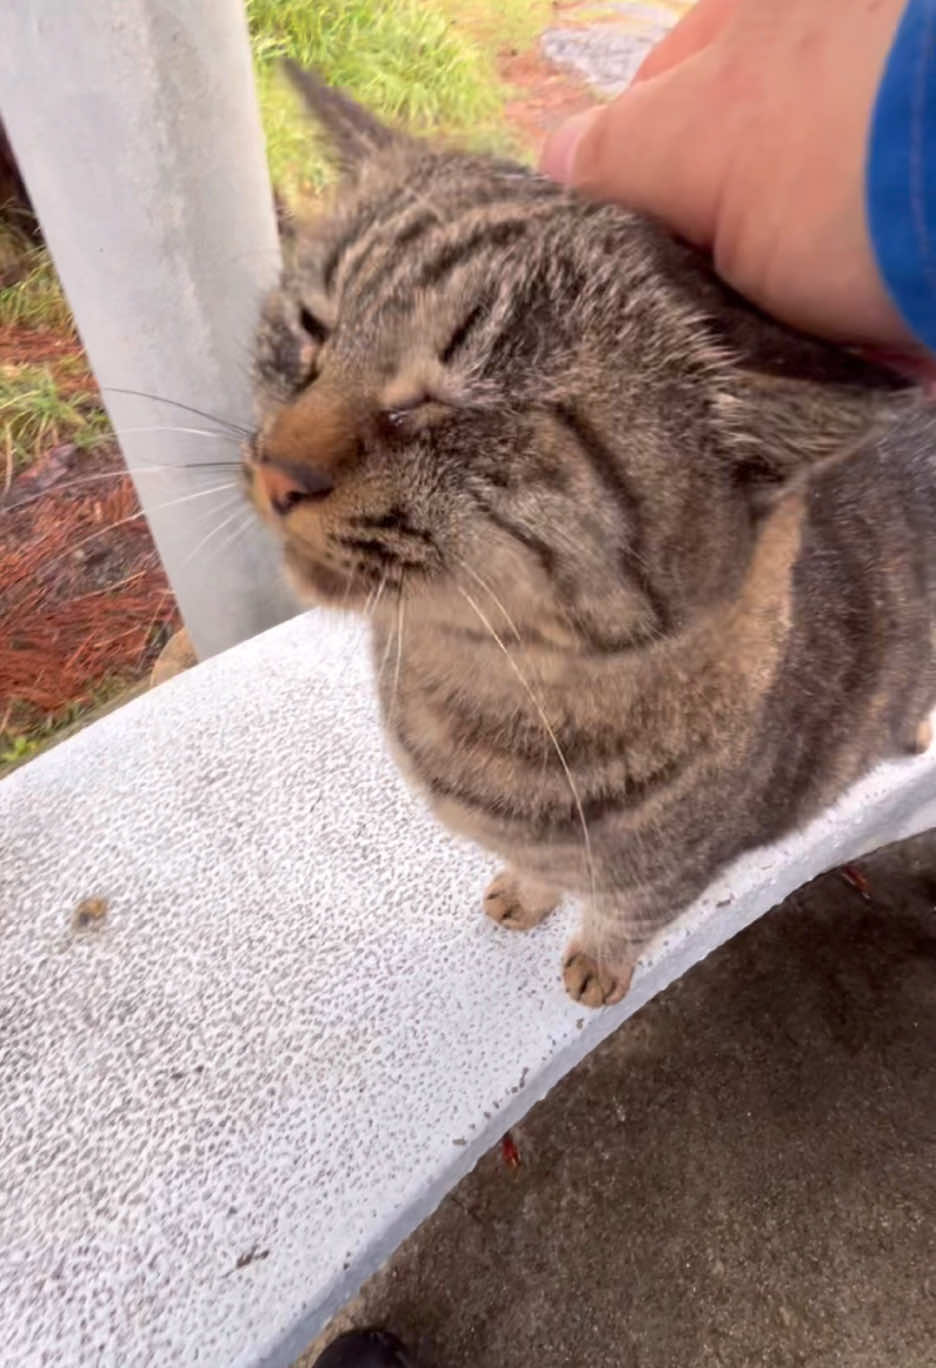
[1,322,180,736]
[0,445,179,724]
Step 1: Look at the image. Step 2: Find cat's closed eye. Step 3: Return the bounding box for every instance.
[382,395,429,426]
[377,393,452,441]
[298,305,328,345]
[294,305,327,387]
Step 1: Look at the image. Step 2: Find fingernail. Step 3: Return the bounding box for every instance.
[540,109,599,183]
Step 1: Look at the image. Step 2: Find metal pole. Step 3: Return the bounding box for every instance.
[0,0,296,657]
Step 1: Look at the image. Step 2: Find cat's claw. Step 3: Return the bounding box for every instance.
[562,949,633,1007]
[483,870,556,931]
[913,718,933,754]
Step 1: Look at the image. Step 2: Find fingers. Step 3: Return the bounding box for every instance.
[632,0,741,83]
[539,108,601,186]
[540,0,746,237]
[542,54,726,253]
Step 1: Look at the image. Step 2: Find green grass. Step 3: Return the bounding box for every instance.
[1,361,109,472]
[248,0,533,200]
[0,678,145,778]
[0,221,71,333]
[0,697,85,774]
[0,248,72,332]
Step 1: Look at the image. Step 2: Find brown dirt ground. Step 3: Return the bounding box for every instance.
[499,0,599,159]
[501,44,596,156]
[0,323,83,375]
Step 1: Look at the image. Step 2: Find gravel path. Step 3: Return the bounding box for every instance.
[541,1,683,97]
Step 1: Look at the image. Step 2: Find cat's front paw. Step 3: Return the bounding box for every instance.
[483,870,558,931]
[562,948,633,1007]
[910,718,933,754]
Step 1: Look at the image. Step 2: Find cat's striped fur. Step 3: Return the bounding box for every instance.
[247,68,936,1005]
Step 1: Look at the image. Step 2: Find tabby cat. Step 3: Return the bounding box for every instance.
[245,65,936,1007]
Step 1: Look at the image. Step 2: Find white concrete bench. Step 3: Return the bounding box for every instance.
[3,609,936,1368]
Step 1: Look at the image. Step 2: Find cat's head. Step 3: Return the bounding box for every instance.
[245,65,910,650]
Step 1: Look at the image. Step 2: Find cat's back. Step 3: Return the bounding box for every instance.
[750,402,936,825]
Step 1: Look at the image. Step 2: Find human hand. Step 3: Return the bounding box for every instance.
[541,0,917,352]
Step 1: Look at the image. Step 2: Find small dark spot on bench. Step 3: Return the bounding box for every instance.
[73,897,108,930]
[233,1246,270,1273]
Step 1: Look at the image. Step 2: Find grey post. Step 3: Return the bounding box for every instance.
[0,0,296,658]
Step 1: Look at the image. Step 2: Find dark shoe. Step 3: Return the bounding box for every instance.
[311,1328,418,1368]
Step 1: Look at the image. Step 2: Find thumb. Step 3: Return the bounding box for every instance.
[541,59,725,254]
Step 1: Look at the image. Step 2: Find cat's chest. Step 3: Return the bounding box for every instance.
[370,614,607,839]
[371,615,527,747]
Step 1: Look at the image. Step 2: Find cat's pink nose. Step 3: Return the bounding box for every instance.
[254,459,333,517]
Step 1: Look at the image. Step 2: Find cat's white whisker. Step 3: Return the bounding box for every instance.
[373,573,389,616]
[455,583,596,905]
[187,488,247,525]
[376,598,399,687]
[106,425,243,444]
[453,556,523,644]
[100,387,250,437]
[26,480,239,579]
[331,566,387,683]
[328,569,364,681]
[179,497,252,569]
[365,569,390,619]
[389,587,406,723]
[209,507,258,562]
[0,465,236,518]
[338,566,358,613]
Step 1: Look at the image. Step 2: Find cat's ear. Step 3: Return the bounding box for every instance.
[663,238,914,501]
[282,61,405,172]
[273,187,296,243]
[704,298,914,503]
[717,367,912,506]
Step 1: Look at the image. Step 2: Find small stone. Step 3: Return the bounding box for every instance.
[47,442,78,466]
[73,897,108,929]
[150,627,198,688]
[34,445,78,490]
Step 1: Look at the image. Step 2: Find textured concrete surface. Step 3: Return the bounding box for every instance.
[299,833,936,1368]
[2,608,936,1368]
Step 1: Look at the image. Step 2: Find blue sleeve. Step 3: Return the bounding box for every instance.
[867,0,936,354]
